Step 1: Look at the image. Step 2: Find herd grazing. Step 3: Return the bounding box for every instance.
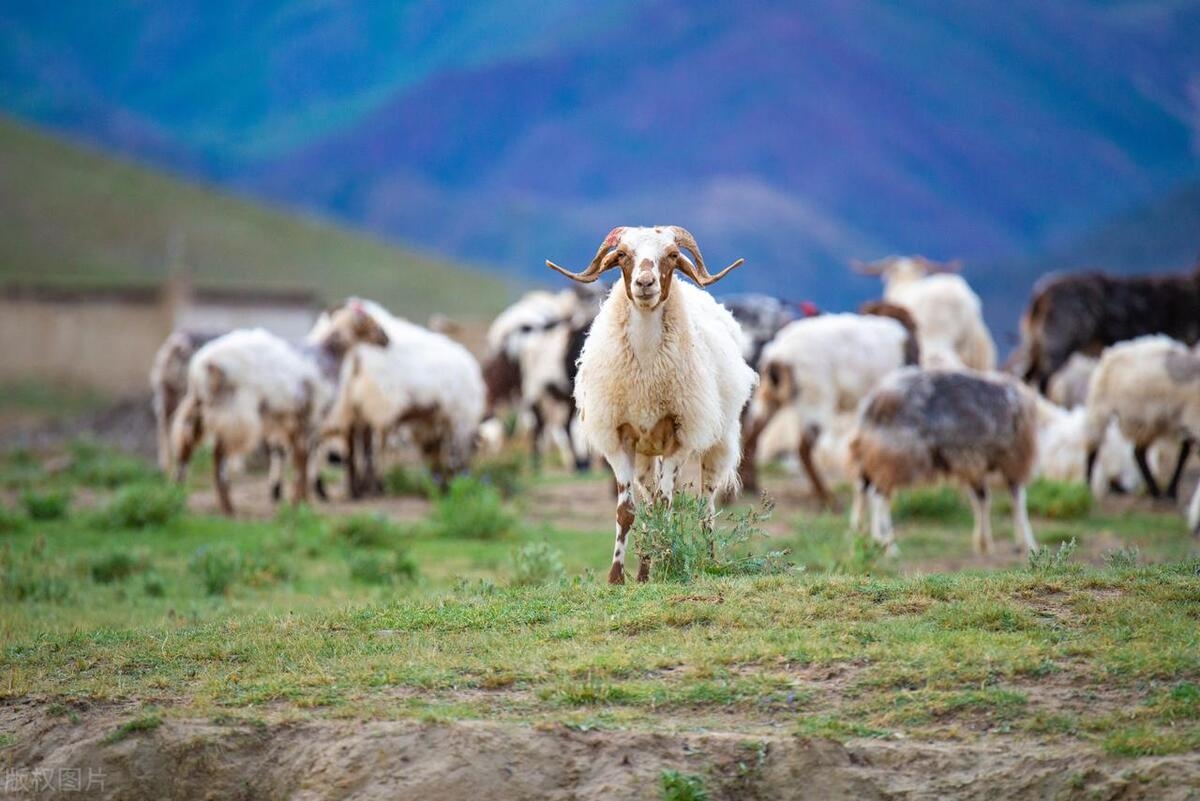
[150,229,1200,580]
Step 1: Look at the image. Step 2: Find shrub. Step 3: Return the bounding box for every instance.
[348,549,418,585]
[637,493,789,583]
[509,541,566,587]
[90,549,149,584]
[1026,478,1092,520]
[472,453,524,499]
[20,488,70,521]
[1104,546,1140,570]
[1029,538,1078,572]
[382,465,435,498]
[660,770,708,801]
[891,485,968,522]
[428,477,515,540]
[334,513,405,549]
[1,540,71,602]
[94,482,186,530]
[189,544,243,596]
[66,441,156,488]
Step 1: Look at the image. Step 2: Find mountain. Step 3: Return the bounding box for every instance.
[0,117,509,320]
[1,1,1198,330]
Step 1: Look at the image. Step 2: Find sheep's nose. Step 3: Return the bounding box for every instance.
[635,272,655,288]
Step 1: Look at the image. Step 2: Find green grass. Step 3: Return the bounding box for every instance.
[0,116,512,320]
[1,445,1199,756]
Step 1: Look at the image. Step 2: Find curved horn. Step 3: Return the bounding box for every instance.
[670,226,744,287]
[545,227,625,283]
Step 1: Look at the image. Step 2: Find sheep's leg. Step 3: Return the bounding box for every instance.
[346,424,361,500]
[361,425,382,496]
[1010,482,1037,553]
[850,476,869,533]
[566,400,590,473]
[633,453,659,583]
[1187,478,1200,537]
[799,424,833,508]
[968,484,993,554]
[213,439,234,517]
[268,445,285,503]
[607,448,637,585]
[1084,445,1100,495]
[1164,438,1193,501]
[737,401,775,494]
[1134,444,1162,498]
[529,403,546,472]
[290,435,310,505]
[868,487,897,555]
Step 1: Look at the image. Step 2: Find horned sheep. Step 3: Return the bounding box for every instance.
[546,226,756,584]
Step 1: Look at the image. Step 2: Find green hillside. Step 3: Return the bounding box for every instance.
[0,116,511,320]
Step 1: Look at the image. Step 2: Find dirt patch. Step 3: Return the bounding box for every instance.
[2,702,1198,801]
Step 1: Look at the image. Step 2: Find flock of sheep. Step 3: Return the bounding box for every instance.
[150,225,1200,582]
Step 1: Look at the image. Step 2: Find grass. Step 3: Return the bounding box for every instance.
[427,476,516,540]
[0,445,1198,756]
[0,116,512,320]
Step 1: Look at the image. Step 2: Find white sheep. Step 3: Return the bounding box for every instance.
[171,328,332,515]
[546,226,756,584]
[1084,335,1199,503]
[850,368,1040,555]
[856,256,997,371]
[322,299,486,487]
[1033,396,1142,495]
[744,310,918,504]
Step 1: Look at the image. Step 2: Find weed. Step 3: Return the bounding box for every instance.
[90,549,149,584]
[509,541,566,587]
[20,488,70,521]
[334,513,406,549]
[94,482,186,529]
[1105,547,1140,570]
[1029,538,1078,572]
[188,544,243,596]
[1,540,71,602]
[891,485,968,522]
[65,441,157,488]
[348,549,418,586]
[1026,478,1092,520]
[660,770,708,801]
[637,493,788,583]
[428,476,515,540]
[382,465,435,498]
[103,713,162,744]
[472,453,525,499]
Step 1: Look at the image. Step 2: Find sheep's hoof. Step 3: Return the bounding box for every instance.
[270,483,282,503]
[607,564,625,585]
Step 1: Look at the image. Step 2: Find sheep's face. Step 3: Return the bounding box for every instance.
[316,301,390,355]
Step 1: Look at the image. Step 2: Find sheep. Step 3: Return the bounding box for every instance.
[546,225,756,584]
[1045,353,1098,409]
[150,330,217,473]
[1019,263,1200,393]
[1033,396,1142,495]
[855,255,997,371]
[741,304,919,502]
[717,293,798,366]
[322,299,486,489]
[850,368,1039,554]
[171,329,333,515]
[1084,335,1199,502]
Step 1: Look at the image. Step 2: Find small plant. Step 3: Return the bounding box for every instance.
[1104,546,1140,569]
[103,713,162,744]
[189,544,243,596]
[20,488,70,521]
[90,549,149,584]
[275,503,327,540]
[382,465,435,498]
[94,482,186,529]
[660,769,708,801]
[66,441,156,488]
[1,540,72,602]
[428,476,515,539]
[0,504,25,534]
[1029,538,1077,572]
[472,453,524,499]
[1026,478,1092,520]
[891,485,968,522]
[142,572,167,597]
[348,549,418,585]
[509,541,566,587]
[637,493,788,583]
[334,512,404,548]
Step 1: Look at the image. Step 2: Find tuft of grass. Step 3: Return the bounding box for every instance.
[1105,546,1140,570]
[1029,538,1078,572]
[103,713,163,744]
[188,544,243,596]
[382,465,436,498]
[638,494,789,583]
[93,482,187,530]
[509,541,566,587]
[20,488,71,521]
[472,453,525,499]
[1,539,71,602]
[89,549,149,584]
[660,770,708,801]
[1026,478,1092,520]
[348,549,419,586]
[65,441,157,488]
[891,485,968,522]
[0,504,25,534]
[428,476,515,540]
[334,513,406,549]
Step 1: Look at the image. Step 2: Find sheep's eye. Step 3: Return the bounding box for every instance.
[519,324,532,334]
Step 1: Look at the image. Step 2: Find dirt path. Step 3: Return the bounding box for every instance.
[2,702,1197,801]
